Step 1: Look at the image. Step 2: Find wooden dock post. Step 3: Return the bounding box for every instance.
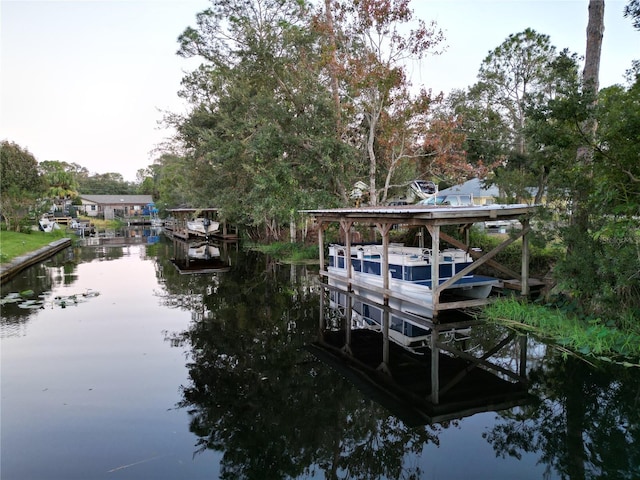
[429,225,441,321]
[521,218,530,296]
[377,223,393,374]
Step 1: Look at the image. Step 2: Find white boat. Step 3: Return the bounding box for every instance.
[327,243,498,318]
[38,216,60,232]
[186,217,220,237]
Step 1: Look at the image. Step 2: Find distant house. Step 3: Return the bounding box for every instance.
[439,178,540,205]
[438,179,500,205]
[78,195,154,220]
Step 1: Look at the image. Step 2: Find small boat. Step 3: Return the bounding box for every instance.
[327,243,498,318]
[186,217,220,237]
[38,216,60,232]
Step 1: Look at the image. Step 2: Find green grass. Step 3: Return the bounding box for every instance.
[0,230,71,264]
[250,242,319,263]
[483,297,640,365]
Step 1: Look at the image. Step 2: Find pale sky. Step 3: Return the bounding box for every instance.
[1,0,637,182]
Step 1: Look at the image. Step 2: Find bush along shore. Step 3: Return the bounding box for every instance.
[482,296,640,367]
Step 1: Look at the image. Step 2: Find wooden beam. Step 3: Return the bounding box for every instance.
[317,221,325,273]
[427,225,441,320]
[340,219,353,287]
[376,222,393,373]
[521,218,530,295]
[439,226,530,281]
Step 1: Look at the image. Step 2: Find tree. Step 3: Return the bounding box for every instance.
[462,30,577,201]
[316,0,444,205]
[38,160,80,211]
[624,0,640,28]
[0,141,44,230]
[572,0,604,231]
[476,28,558,156]
[171,0,346,240]
[77,172,136,195]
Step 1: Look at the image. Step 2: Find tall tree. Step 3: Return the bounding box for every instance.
[572,0,605,232]
[38,160,80,210]
[475,28,558,157]
[461,30,579,202]
[0,141,43,230]
[317,0,444,205]
[172,0,342,240]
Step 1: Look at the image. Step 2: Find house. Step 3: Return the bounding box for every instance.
[78,195,154,220]
[438,178,500,206]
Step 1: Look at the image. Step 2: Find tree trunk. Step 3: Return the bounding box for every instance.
[573,0,604,230]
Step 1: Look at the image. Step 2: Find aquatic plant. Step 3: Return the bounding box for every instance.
[483,297,640,366]
[0,289,100,310]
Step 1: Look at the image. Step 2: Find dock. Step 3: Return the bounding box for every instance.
[302,203,539,411]
[165,208,239,241]
[302,203,541,320]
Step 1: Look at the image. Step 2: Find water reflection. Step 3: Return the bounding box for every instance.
[167,252,640,479]
[313,284,533,426]
[485,356,640,479]
[167,236,234,274]
[2,233,639,479]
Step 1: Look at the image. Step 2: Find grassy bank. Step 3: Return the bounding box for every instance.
[250,242,319,264]
[0,230,71,264]
[483,297,640,365]
[0,217,121,264]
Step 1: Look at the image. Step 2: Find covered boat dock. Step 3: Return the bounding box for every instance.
[165,208,239,241]
[303,203,540,320]
[303,203,539,407]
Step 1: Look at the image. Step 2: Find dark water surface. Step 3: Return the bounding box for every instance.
[1,232,639,479]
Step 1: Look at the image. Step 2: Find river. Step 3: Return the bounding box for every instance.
[1,230,638,479]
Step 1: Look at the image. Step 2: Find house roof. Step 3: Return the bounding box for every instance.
[80,195,154,205]
[438,178,500,198]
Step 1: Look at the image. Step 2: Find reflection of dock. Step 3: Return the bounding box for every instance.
[78,227,162,247]
[310,284,532,426]
[168,234,235,274]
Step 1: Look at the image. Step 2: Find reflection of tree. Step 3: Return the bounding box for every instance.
[155,243,442,479]
[484,356,640,479]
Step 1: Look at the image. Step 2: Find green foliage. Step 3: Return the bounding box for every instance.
[0,141,45,231]
[467,227,562,278]
[77,172,136,195]
[484,297,640,362]
[38,160,80,206]
[251,241,319,263]
[168,0,349,239]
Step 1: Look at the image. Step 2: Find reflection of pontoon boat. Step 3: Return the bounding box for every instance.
[188,242,221,260]
[327,244,498,318]
[329,287,470,351]
[187,218,220,237]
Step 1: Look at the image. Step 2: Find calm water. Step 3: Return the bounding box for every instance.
[1,230,639,480]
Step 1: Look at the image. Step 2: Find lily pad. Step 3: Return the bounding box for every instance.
[17,300,44,309]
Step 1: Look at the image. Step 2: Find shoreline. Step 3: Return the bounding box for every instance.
[0,238,72,284]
